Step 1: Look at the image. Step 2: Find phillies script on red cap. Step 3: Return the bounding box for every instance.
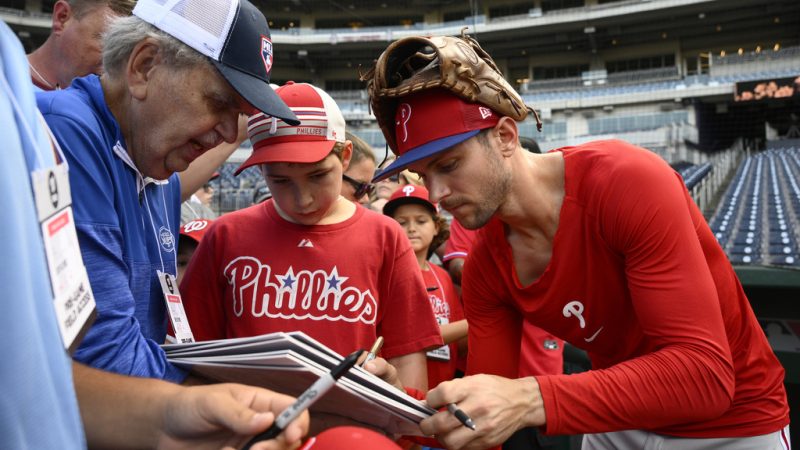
[373,88,500,182]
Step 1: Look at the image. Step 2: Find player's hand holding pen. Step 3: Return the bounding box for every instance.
[420,374,546,450]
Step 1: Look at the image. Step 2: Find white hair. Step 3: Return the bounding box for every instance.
[102,16,211,80]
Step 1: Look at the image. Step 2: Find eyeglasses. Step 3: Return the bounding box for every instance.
[342,174,375,198]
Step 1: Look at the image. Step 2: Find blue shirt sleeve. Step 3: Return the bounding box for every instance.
[42,107,186,383]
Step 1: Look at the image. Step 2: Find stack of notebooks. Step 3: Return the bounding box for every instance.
[163,332,435,435]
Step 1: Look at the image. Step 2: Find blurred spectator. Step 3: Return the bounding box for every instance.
[181,173,219,225]
[27,0,134,91]
[371,159,399,212]
[253,181,272,204]
[341,130,376,205]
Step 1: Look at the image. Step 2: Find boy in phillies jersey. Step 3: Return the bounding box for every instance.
[180,82,442,396]
[366,86,790,448]
[383,185,468,390]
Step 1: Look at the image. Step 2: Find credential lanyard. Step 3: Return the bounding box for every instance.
[123,143,195,344]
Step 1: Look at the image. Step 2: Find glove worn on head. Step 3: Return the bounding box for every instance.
[361,29,541,153]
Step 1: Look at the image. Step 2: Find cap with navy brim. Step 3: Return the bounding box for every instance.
[209,0,299,125]
[132,0,299,125]
[372,129,480,183]
[214,61,299,126]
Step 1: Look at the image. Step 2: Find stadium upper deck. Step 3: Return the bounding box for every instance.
[5,0,799,86]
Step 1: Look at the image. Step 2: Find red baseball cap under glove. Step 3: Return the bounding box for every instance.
[236,81,346,174]
[298,427,401,450]
[179,219,213,244]
[382,184,438,217]
[373,88,500,182]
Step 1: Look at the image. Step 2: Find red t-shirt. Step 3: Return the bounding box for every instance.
[442,220,476,262]
[421,264,464,388]
[444,208,563,377]
[463,140,788,438]
[180,201,442,360]
[518,325,563,377]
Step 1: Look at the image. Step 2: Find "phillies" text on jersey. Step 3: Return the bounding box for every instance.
[223,256,377,324]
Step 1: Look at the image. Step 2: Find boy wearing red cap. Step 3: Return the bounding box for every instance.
[383,185,467,390]
[180,82,442,395]
[367,85,790,450]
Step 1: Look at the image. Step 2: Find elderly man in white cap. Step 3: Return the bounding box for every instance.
[36,0,298,383]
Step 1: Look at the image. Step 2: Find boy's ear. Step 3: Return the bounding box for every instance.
[340,141,353,171]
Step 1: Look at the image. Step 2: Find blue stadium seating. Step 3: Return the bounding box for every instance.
[678,162,713,190]
[709,145,800,267]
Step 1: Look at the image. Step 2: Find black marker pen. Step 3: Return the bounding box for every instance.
[244,349,364,448]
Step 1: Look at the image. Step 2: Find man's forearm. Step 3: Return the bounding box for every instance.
[178,141,239,202]
[73,362,176,449]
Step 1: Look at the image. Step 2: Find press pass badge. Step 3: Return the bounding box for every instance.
[157,270,194,343]
[426,316,451,361]
[31,164,96,354]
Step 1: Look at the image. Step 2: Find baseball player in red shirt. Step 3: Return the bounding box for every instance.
[365,85,790,449]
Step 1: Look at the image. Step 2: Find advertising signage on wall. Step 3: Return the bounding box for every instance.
[734,76,800,102]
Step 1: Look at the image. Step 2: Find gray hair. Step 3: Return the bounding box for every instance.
[102,16,211,80]
[69,0,135,18]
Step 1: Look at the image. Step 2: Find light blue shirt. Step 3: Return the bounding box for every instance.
[0,20,86,448]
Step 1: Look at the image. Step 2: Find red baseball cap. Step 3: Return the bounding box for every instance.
[236,81,346,174]
[179,219,213,244]
[373,89,500,182]
[299,426,401,450]
[382,184,438,217]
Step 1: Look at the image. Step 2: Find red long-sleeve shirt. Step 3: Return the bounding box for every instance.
[463,140,788,438]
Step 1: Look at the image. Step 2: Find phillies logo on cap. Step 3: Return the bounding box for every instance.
[184,220,209,233]
[402,185,416,196]
[260,36,273,73]
[396,103,412,143]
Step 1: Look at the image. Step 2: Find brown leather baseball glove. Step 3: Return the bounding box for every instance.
[361,28,541,153]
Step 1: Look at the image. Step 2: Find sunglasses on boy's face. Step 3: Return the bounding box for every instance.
[342,174,375,198]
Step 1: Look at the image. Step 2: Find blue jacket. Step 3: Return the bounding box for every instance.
[37,76,186,382]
